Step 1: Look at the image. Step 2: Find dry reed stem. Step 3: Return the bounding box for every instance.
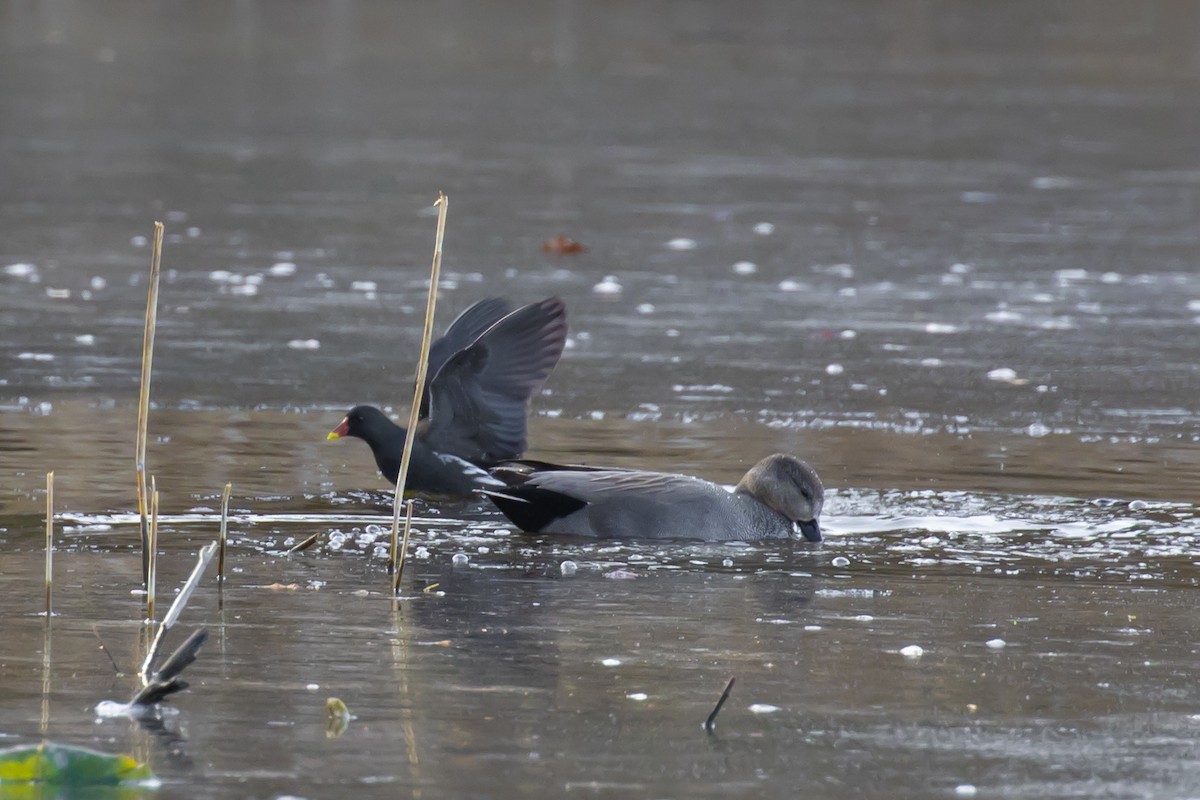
[140,541,217,683]
[218,482,232,582]
[392,499,415,595]
[388,192,448,577]
[146,480,159,622]
[44,471,54,616]
[135,222,164,589]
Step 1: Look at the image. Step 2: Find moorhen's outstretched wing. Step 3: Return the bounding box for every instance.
[424,297,567,464]
[420,297,513,417]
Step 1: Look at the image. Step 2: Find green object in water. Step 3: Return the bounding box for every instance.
[0,742,155,786]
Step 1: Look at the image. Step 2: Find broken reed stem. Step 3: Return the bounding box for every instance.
[704,676,736,733]
[44,471,54,617]
[392,500,415,595]
[287,531,323,555]
[388,192,449,578]
[218,482,232,583]
[146,480,159,622]
[140,541,217,683]
[136,221,164,590]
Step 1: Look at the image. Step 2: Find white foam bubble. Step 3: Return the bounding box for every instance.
[925,323,958,334]
[592,275,622,295]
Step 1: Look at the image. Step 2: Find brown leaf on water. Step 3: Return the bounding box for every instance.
[542,234,587,255]
[263,582,300,591]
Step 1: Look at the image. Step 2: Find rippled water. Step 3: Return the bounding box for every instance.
[3,1,1200,798]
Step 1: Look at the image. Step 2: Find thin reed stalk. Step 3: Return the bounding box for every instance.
[218,482,232,582]
[44,471,54,616]
[135,222,164,589]
[388,193,449,579]
[392,500,415,595]
[146,480,159,622]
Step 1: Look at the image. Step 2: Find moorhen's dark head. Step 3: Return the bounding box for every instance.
[326,405,397,444]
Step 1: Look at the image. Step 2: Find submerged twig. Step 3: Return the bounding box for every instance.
[91,625,122,675]
[44,471,54,616]
[392,499,415,595]
[287,531,323,555]
[388,192,449,581]
[140,541,217,684]
[218,482,232,582]
[135,221,164,589]
[704,676,736,733]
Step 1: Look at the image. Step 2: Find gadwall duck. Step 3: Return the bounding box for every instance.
[483,454,824,541]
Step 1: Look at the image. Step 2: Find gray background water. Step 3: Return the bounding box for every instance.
[1,1,1199,798]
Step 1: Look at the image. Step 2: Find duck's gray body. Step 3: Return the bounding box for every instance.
[485,454,824,542]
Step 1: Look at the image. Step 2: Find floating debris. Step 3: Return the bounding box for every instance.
[0,742,155,787]
[752,222,775,235]
[900,644,925,659]
[748,703,780,714]
[560,560,578,576]
[542,234,587,254]
[601,658,622,667]
[985,639,1007,650]
[269,261,297,276]
[326,697,351,738]
[732,261,757,275]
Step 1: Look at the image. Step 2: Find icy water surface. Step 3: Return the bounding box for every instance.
[3,1,1200,798]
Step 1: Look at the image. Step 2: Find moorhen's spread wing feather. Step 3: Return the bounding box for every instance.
[421,298,512,417]
[424,297,568,464]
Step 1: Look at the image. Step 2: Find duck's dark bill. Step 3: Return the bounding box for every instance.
[797,519,822,542]
[326,418,349,440]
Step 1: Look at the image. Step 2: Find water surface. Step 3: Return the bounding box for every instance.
[2,1,1200,798]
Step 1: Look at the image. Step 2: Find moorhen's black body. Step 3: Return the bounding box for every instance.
[328,296,568,495]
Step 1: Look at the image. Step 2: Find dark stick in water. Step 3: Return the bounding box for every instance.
[704,676,736,733]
